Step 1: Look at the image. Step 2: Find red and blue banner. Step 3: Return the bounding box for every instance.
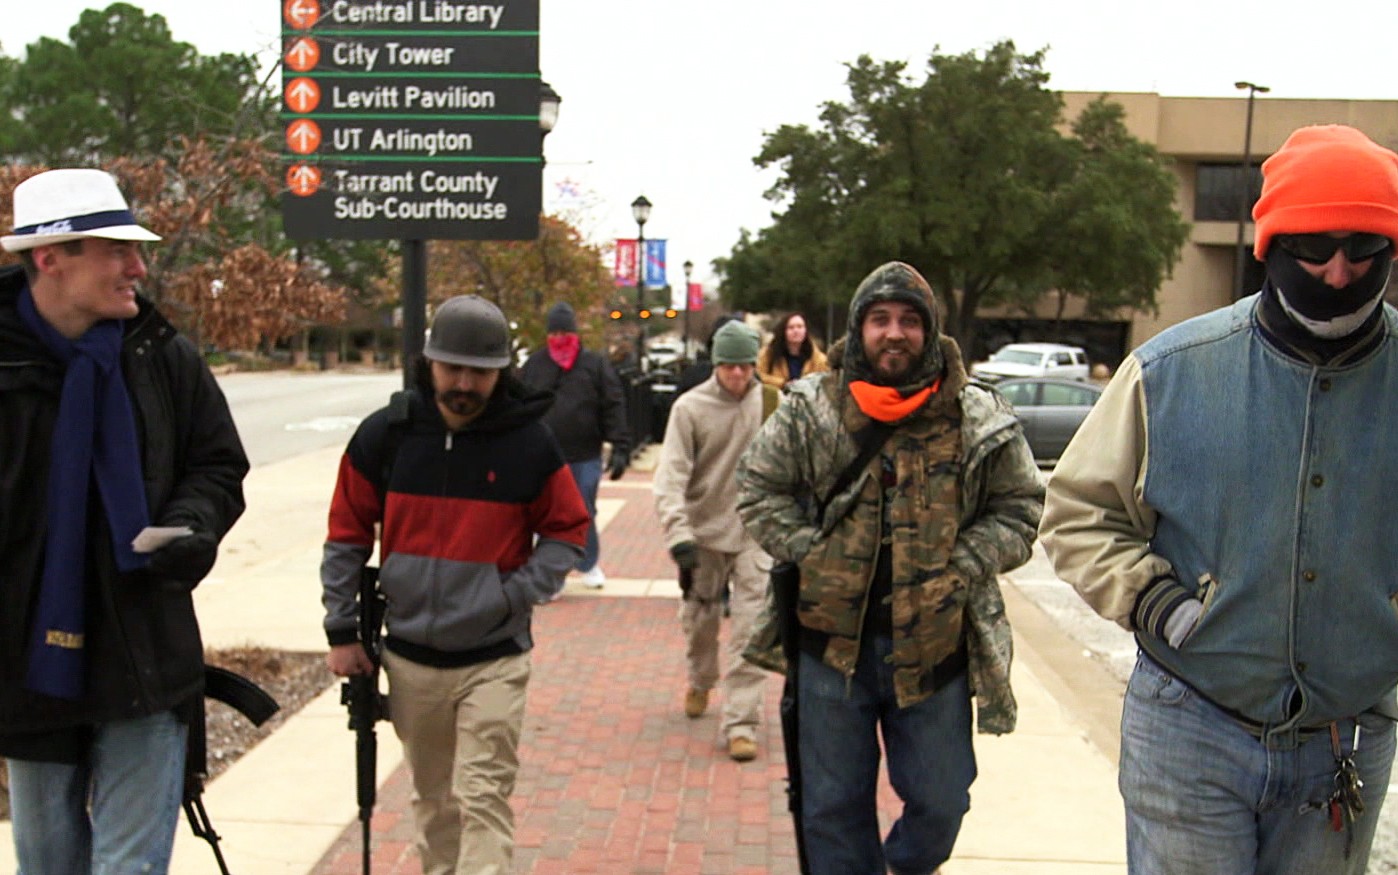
[687,281,703,312]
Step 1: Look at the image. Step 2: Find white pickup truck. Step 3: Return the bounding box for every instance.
[970,342,1091,383]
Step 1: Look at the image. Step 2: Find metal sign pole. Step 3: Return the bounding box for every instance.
[402,239,427,390]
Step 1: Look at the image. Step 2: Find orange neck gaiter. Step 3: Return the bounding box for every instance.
[848,379,939,423]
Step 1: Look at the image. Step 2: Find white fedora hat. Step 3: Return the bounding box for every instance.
[2,168,161,253]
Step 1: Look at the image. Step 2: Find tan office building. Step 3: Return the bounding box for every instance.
[999,92,1398,363]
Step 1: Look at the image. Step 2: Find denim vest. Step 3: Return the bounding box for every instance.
[1137,294,1398,729]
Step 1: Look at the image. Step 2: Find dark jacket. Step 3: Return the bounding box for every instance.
[519,346,629,462]
[0,265,249,744]
[321,378,590,667]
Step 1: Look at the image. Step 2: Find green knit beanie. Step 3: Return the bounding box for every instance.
[711,321,761,364]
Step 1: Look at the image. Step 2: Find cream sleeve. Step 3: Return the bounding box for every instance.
[1038,355,1175,629]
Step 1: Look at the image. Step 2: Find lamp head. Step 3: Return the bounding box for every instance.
[538,80,561,134]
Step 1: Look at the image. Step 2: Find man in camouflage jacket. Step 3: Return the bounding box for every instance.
[737,261,1043,875]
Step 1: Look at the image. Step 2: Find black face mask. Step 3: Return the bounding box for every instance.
[1265,245,1393,322]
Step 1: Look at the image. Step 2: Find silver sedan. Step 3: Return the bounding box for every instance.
[993,377,1103,466]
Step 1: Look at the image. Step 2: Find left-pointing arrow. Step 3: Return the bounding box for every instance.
[284,77,321,113]
[285,120,322,155]
[284,0,320,29]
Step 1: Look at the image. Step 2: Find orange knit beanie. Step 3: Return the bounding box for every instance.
[1252,125,1398,260]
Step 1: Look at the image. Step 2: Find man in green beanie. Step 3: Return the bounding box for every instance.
[653,320,773,762]
[737,262,1042,874]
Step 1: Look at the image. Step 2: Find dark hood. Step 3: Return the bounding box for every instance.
[843,261,945,393]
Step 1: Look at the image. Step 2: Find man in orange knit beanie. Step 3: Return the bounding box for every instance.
[1041,124,1398,873]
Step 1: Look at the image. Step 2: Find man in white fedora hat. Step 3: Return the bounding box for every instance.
[0,168,249,874]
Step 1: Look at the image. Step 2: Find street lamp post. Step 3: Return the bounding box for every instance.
[631,195,652,370]
[682,260,694,359]
[1233,80,1269,300]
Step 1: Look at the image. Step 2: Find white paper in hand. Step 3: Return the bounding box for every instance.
[132,526,194,554]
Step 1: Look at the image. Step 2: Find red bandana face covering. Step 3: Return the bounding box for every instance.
[848,379,939,423]
[547,333,581,371]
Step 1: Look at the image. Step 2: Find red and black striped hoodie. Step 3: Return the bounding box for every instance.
[322,377,588,667]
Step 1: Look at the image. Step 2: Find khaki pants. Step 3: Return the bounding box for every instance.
[383,649,530,875]
[681,541,771,741]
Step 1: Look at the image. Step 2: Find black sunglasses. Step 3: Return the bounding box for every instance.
[1274,232,1392,265]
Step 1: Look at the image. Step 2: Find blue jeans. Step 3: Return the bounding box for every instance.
[7,711,188,875]
[797,636,975,875]
[568,458,602,571]
[1120,654,1396,875]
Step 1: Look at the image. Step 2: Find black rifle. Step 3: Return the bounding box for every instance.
[771,560,810,875]
[185,664,281,875]
[341,565,388,875]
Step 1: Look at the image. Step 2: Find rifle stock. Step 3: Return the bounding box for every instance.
[185,665,282,875]
[340,565,387,875]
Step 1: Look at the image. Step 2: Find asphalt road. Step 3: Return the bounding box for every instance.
[216,370,403,466]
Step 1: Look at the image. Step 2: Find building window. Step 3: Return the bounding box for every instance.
[1196,163,1264,222]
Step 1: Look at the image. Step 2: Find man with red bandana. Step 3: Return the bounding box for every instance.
[520,302,630,589]
[1041,124,1398,873]
[737,261,1043,875]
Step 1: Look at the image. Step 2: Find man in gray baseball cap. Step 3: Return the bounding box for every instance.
[321,294,590,873]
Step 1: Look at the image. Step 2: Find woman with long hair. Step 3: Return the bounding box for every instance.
[757,311,828,389]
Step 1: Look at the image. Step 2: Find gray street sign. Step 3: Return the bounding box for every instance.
[279,0,542,241]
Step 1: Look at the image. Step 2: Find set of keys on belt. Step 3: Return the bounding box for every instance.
[1328,723,1365,858]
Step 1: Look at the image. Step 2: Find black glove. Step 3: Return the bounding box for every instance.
[146,526,220,584]
[608,447,630,481]
[669,541,699,571]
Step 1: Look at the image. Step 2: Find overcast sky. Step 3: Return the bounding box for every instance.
[8,0,1398,298]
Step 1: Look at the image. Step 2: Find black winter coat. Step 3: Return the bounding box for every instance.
[519,346,629,463]
[0,265,249,744]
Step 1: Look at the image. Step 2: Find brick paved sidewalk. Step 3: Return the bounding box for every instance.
[309,466,912,875]
[310,597,808,875]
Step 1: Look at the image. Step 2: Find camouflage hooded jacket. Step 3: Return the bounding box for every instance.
[736,266,1043,734]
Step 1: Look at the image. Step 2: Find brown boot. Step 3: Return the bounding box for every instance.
[684,688,709,718]
[727,736,757,762]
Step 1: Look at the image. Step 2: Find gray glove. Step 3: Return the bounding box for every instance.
[1163,599,1203,648]
[1133,575,1202,649]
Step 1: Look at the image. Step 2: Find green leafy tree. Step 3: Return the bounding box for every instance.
[1,3,268,165]
[718,42,1190,349]
[0,3,395,350]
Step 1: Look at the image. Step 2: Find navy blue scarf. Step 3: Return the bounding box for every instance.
[18,286,150,700]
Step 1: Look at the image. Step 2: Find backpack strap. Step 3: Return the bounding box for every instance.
[816,421,894,524]
[379,390,413,492]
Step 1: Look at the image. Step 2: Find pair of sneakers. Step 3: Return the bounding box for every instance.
[578,566,605,589]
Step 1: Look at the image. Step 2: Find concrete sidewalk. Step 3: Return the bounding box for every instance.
[0,444,1128,874]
